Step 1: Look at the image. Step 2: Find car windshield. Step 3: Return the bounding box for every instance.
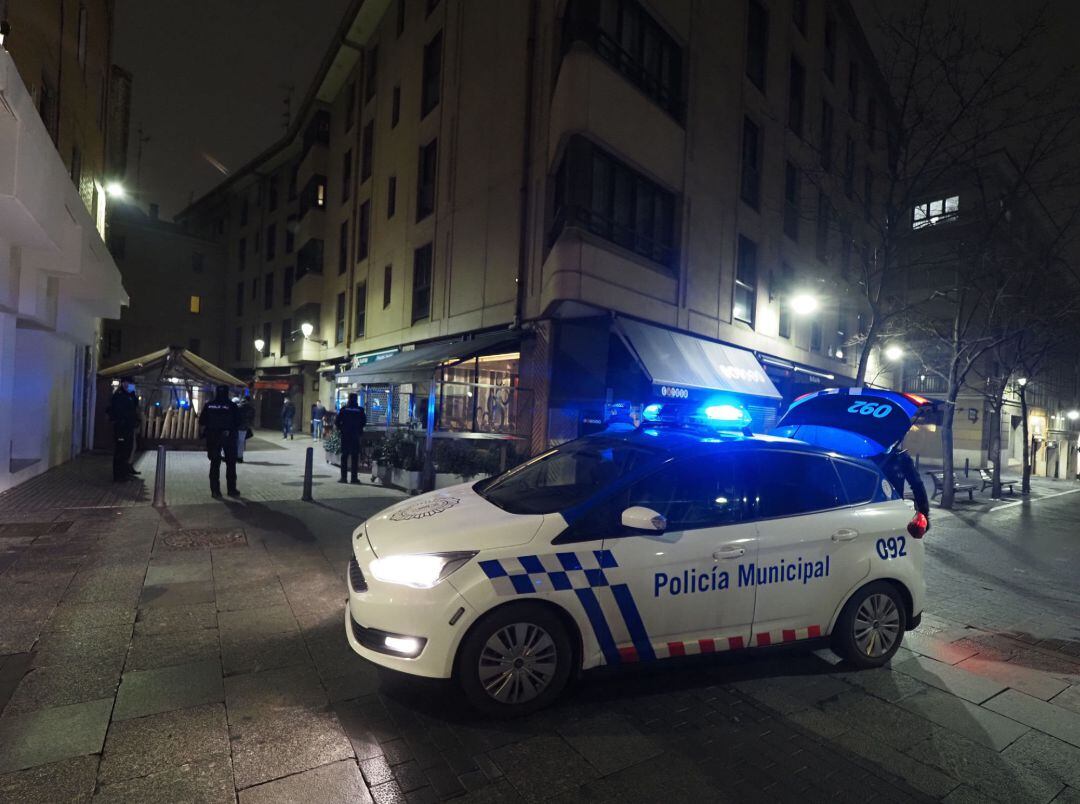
[477,438,666,515]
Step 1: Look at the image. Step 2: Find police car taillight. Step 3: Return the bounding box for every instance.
[907,512,928,539]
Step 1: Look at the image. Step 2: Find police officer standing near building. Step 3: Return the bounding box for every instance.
[107,377,140,482]
[337,393,366,484]
[200,385,242,498]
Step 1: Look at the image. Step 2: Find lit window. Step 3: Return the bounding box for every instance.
[912,195,960,229]
[189,295,201,314]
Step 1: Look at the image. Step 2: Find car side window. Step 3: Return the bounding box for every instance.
[833,460,879,504]
[624,456,750,531]
[754,452,845,518]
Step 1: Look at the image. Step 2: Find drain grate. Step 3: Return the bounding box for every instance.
[160,528,248,550]
[0,521,72,538]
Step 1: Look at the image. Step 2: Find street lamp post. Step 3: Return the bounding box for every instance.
[253,338,265,381]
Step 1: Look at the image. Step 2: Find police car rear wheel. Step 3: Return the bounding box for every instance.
[833,581,906,668]
[458,603,572,716]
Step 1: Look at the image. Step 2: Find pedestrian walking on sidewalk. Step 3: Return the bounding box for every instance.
[235,395,255,463]
[312,400,326,440]
[107,377,140,482]
[281,397,295,439]
[337,393,366,484]
[201,385,242,498]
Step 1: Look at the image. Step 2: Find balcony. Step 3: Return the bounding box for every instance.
[296,239,324,280]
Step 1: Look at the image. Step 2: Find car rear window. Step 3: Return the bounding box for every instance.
[833,460,879,504]
[754,452,845,518]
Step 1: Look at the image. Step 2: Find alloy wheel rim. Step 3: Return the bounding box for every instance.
[478,622,558,704]
[853,593,901,658]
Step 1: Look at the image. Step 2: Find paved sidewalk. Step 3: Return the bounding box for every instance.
[0,441,1078,802]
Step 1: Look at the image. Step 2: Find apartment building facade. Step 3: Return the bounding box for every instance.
[180,0,892,447]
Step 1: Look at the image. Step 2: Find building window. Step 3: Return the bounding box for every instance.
[387,176,397,218]
[421,32,442,118]
[336,292,346,344]
[190,295,202,314]
[234,327,242,361]
[844,136,855,198]
[262,323,272,356]
[792,0,807,35]
[280,318,292,354]
[417,139,438,221]
[283,267,294,305]
[104,328,122,358]
[778,263,794,339]
[412,244,433,323]
[824,14,837,81]
[361,121,374,182]
[810,318,823,352]
[745,0,769,92]
[392,85,401,128]
[840,221,853,276]
[848,61,859,116]
[365,46,378,103]
[734,236,757,327]
[339,221,349,275]
[427,0,440,15]
[383,264,392,308]
[864,167,874,221]
[77,5,88,68]
[816,192,831,262]
[563,0,684,119]
[397,0,406,36]
[355,282,367,338]
[740,117,761,210]
[867,97,878,148]
[236,282,244,316]
[299,175,328,217]
[345,82,357,132]
[820,101,833,171]
[266,224,276,260]
[289,165,299,200]
[252,277,259,301]
[71,145,82,187]
[296,239,325,279]
[301,110,331,162]
[788,57,805,137]
[342,150,353,200]
[912,196,960,229]
[285,215,296,253]
[551,136,677,269]
[264,273,274,309]
[268,175,279,211]
[783,162,799,241]
[358,201,371,261]
[240,198,249,226]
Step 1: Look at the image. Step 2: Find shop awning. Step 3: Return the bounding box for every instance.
[615,318,781,400]
[338,331,519,386]
[99,347,246,388]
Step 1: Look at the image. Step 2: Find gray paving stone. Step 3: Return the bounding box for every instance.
[3,661,122,716]
[0,755,99,804]
[1055,786,1080,803]
[893,654,1008,704]
[124,627,221,671]
[555,711,662,776]
[1001,729,1080,789]
[831,664,929,702]
[489,734,599,804]
[957,655,1071,701]
[816,689,943,749]
[239,759,372,803]
[1053,686,1080,716]
[832,728,960,798]
[730,668,851,715]
[984,689,1080,748]
[220,630,312,676]
[0,618,46,654]
[113,658,224,721]
[45,601,136,633]
[214,578,288,612]
[907,729,1063,803]
[897,686,1030,750]
[139,580,217,608]
[92,757,235,804]
[224,663,328,724]
[904,629,981,665]
[144,561,214,585]
[218,603,299,639]
[324,666,382,702]
[99,702,230,783]
[30,624,131,668]
[0,697,112,773]
[133,602,217,635]
[62,567,145,606]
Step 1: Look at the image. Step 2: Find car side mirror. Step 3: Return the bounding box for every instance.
[621,506,667,532]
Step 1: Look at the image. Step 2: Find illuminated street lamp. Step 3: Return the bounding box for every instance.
[300,322,314,338]
[1067,410,1079,421]
[106,182,127,200]
[253,338,265,353]
[789,293,819,316]
[884,344,904,361]
[1017,377,1028,387]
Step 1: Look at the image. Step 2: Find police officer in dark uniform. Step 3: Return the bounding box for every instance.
[107,377,139,482]
[337,393,366,484]
[875,444,930,528]
[200,385,241,498]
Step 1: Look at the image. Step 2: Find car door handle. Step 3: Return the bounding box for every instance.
[832,528,858,542]
[713,547,746,560]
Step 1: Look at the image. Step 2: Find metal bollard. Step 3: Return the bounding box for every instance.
[302,447,314,502]
[152,445,167,508]
[964,458,969,477]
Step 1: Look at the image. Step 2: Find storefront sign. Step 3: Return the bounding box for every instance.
[350,348,398,370]
[659,385,690,399]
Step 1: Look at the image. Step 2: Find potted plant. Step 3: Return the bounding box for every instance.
[323,429,341,467]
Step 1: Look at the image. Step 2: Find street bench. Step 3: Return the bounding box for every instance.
[979,468,1018,494]
[928,471,976,502]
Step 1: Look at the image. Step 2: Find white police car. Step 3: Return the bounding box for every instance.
[345,389,930,715]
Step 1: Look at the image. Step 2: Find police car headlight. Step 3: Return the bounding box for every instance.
[368,551,477,589]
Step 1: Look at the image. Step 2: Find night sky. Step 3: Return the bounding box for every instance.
[114,0,1079,221]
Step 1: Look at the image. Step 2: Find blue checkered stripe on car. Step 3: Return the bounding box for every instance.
[478,550,618,596]
[477,550,655,667]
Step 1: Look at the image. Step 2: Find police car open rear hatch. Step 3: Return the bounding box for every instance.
[771,388,934,458]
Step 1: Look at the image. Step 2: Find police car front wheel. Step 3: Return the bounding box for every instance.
[832,581,906,668]
[457,603,573,716]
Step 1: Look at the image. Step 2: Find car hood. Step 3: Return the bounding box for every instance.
[364,482,545,557]
[771,388,936,458]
